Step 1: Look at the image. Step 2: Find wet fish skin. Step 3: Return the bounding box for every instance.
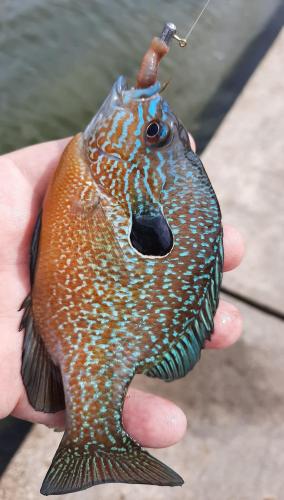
[20,76,223,495]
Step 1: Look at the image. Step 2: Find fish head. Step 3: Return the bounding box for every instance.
[84,76,191,257]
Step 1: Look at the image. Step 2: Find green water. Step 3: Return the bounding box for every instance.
[0,0,280,154]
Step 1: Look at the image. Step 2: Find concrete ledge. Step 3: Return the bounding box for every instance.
[202,29,284,313]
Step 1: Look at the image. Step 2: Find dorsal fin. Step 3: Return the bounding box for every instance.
[19,212,65,413]
[30,208,42,285]
[146,232,223,381]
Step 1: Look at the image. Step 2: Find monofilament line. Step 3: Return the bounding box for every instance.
[184,0,212,41]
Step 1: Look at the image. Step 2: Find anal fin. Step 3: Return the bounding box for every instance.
[19,294,65,413]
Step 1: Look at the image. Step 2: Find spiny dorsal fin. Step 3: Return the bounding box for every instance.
[20,295,65,412]
[30,209,42,285]
[19,212,65,413]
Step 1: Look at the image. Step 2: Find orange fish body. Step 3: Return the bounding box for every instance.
[20,33,223,496]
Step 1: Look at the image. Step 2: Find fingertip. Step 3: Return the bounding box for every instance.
[188,133,196,153]
[223,224,245,272]
[123,388,187,448]
[206,299,243,349]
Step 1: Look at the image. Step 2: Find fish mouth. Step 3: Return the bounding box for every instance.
[130,212,173,258]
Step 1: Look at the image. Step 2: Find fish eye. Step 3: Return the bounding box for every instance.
[145,120,171,147]
[146,121,160,138]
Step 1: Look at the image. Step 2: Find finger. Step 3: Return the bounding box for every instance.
[12,388,187,449]
[123,388,187,448]
[12,393,66,430]
[188,133,196,152]
[205,299,243,349]
[223,224,245,272]
[2,138,70,198]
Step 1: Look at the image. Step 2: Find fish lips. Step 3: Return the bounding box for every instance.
[130,212,173,258]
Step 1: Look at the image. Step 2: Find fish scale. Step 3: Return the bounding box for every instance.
[19,27,223,496]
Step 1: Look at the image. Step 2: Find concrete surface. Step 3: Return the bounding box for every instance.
[202,28,284,314]
[0,25,284,500]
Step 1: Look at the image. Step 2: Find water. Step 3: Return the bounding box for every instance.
[0,0,281,475]
[0,0,280,155]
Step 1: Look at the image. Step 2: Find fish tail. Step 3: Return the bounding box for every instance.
[40,432,183,495]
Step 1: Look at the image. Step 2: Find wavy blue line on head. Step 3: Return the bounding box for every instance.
[122,81,161,104]
[148,96,160,118]
[134,103,144,137]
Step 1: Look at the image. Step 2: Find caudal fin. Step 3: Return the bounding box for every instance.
[40,434,183,495]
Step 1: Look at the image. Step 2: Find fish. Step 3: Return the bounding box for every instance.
[19,23,223,496]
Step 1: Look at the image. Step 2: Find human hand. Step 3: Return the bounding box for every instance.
[0,135,244,448]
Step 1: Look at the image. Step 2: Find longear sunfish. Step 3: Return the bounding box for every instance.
[19,23,223,495]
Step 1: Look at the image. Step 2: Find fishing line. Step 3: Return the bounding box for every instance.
[172,0,212,47]
[184,0,212,41]
[149,1,213,91]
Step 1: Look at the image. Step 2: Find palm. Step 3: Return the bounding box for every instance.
[0,139,67,424]
[0,137,244,448]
